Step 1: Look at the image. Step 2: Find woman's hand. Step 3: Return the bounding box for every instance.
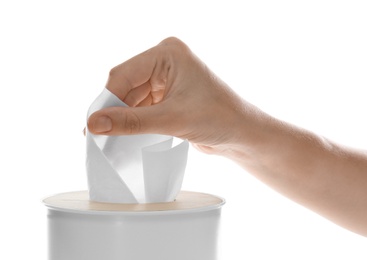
[87,37,256,154]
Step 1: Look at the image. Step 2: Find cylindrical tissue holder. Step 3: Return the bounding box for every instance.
[43,191,225,260]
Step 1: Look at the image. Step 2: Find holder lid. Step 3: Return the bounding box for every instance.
[43,190,225,215]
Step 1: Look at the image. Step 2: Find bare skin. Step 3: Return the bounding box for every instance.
[88,37,367,236]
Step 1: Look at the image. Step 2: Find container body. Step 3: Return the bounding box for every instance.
[45,191,224,260]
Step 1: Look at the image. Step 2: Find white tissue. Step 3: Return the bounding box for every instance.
[86,89,189,204]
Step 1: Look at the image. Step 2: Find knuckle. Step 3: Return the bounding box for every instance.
[123,111,141,134]
[159,37,189,54]
[108,65,119,78]
[160,36,181,45]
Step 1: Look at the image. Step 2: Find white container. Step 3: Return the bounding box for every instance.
[43,191,225,260]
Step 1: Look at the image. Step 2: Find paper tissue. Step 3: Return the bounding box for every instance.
[86,88,189,204]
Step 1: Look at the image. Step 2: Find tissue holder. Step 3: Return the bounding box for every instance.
[44,190,225,260]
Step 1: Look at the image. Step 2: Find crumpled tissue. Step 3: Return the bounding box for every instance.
[86,89,189,204]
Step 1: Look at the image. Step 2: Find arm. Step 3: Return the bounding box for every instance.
[225,111,367,236]
[88,37,367,236]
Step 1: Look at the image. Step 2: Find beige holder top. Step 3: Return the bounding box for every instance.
[43,191,225,214]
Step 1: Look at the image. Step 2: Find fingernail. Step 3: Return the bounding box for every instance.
[92,116,112,133]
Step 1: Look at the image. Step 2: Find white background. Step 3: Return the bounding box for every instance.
[1,0,366,259]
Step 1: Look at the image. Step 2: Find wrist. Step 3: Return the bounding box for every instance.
[220,104,281,167]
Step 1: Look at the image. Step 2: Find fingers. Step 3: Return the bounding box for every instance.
[123,81,152,107]
[137,94,153,107]
[105,37,189,103]
[87,104,173,136]
[88,37,197,138]
[106,47,157,101]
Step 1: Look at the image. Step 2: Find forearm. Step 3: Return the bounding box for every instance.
[226,109,367,236]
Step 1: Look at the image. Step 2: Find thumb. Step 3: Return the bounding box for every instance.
[87,104,172,136]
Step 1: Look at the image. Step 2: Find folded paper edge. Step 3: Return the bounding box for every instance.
[86,130,138,203]
[142,140,189,203]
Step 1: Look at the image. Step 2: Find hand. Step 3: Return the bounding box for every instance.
[87,37,367,236]
[87,37,253,155]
